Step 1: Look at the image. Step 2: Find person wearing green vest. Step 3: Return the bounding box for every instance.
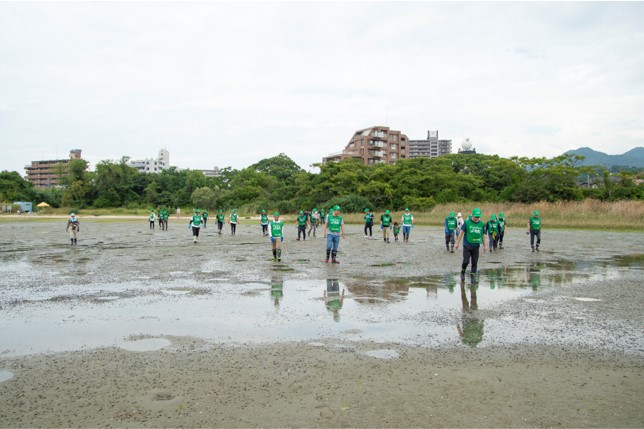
[324,205,345,263]
[189,208,203,243]
[216,210,225,235]
[401,207,414,242]
[162,209,169,231]
[363,208,374,238]
[485,214,500,252]
[455,208,487,280]
[380,209,393,243]
[527,210,542,252]
[158,209,163,229]
[320,209,326,226]
[296,210,308,241]
[497,212,507,249]
[445,211,458,252]
[393,222,401,242]
[202,210,209,228]
[308,208,319,238]
[260,209,269,237]
[230,209,239,236]
[269,211,285,261]
[149,210,155,230]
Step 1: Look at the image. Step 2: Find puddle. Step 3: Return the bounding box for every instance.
[363,349,400,360]
[573,297,602,302]
[0,370,14,383]
[119,338,172,352]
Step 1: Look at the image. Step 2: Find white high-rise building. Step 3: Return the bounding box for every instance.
[126,149,170,173]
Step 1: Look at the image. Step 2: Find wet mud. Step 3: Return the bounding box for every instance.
[0,220,643,427]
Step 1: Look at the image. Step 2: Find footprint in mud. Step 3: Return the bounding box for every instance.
[316,405,335,419]
[152,392,174,401]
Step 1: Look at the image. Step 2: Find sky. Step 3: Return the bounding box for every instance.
[1,1,643,174]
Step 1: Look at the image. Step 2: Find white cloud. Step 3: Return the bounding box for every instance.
[1,2,643,174]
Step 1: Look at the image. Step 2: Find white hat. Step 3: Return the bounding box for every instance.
[71,213,76,216]
[457,212,462,217]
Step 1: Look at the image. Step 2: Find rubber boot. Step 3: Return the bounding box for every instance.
[460,270,466,280]
[536,245,540,252]
[325,250,330,263]
[277,249,282,262]
[74,239,77,245]
[331,251,339,264]
[531,246,535,252]
[272,249,277,261]
[450,245,454,253]
[70,239,74,245]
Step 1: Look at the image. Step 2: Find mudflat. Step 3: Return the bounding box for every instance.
[0,220,642,427]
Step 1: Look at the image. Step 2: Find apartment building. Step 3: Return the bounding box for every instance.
[24,149,83,188]
[323,126,409,165]
[126,149,170,173]
[408,130,452,158]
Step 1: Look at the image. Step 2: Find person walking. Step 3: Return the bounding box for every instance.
[485,214,500,252]
[66,213,80,245]
[527,210,542,252]
[380,209,393,243]
[162,208,169,231]
[308,208,319,238]
[393,222,401,242]
[158,209,164,229]
[269,211,285,261]
[230,209,239,236]
[296,210,308,241]
[216,210,225,235]
[202,209,209,229]
[363,208,374,238]
[149,210,155,230]
[189,208,203,243]
[324,205,346,263]
[454,208,487,280]
[498,212,506,249]
[319,208,326,226]
[401,207,414,242]
[445,211,458,252]
[260,209,269,237]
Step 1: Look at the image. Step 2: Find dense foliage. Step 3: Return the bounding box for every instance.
[2,153,643,212]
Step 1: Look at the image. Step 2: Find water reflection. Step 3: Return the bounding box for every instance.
[324,279,345,322]
[457,280,484,347]
[270,276,284,308]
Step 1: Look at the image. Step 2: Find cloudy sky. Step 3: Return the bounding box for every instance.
[1,2,643,174]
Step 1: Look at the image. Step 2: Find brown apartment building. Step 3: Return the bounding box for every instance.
[323,126,409,165]
[25,149,82,188]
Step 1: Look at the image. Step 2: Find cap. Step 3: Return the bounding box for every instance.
[232,209,237,212]
[499,212,504,218]
[261,209,265,213]
[490,214,497,220]
[299,210,303,214]
[472,208,482,217]
[533,210,540,216]
[385,209,390,214]
[457,212,462,217]
[364,208,369,212]
[313,208,317,211]
[449,212,455,217]
[405,207,410,211]
[333,205,340,211]
[195,209,200,213]
[274,211,280,216]
[70,213,76,216]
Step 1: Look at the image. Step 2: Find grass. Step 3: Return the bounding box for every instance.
[1,200,643,230]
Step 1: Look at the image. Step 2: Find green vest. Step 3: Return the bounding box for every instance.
[402,213,413,226]
[327,215,343,233]
[191,214,202,226]
[231,213,238,223]
[320,211,326,220]
[270,220,284,238]
[381,214,392,227]
[446,216,457,231]
[297,215,307,226]
[217,213,225,222]
[465,219,483,244]
[393,225,401,235]
[498,218,506,231]
[529,216,541,231]
[202,211,208,219]
[261,214,268,224]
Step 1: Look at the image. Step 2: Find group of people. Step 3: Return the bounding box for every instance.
[187,208,240,242]
[149,209,170,230]
[362,207,415,243]
[443,211,507,254]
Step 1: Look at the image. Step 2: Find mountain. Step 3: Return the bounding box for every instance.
[563,147,644,169]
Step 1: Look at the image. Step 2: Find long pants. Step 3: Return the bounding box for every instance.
[231,223,237,235]
[262,224,268,236]
[530,231,541,248]
[298,226,306,240]
[488,233,498,250]
[69,229,78,245]
[461,244,480,274]
[382,226,390,241]
[326,233,340,260]
[499,230,505,246]
[218,222,223,234]
[192,226,200,241]
[308,222,317,237]
[445,231,455,249]
[403,225,411,241]
[203,218,207,228]
[364,223,373,237]
[150,221,154,229]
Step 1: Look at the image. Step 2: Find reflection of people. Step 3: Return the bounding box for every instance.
[457,280,484,347]
[525,265,542,291]
[324,279,345,322]
[66,213,80,245]
[443,273,456,294]
[270,276,284,307]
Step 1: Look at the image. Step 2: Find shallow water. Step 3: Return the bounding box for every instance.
[0,220,642,357]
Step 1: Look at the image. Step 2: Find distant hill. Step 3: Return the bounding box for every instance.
[563,147,644,169]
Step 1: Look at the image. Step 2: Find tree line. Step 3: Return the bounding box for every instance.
[1,153,642,213]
